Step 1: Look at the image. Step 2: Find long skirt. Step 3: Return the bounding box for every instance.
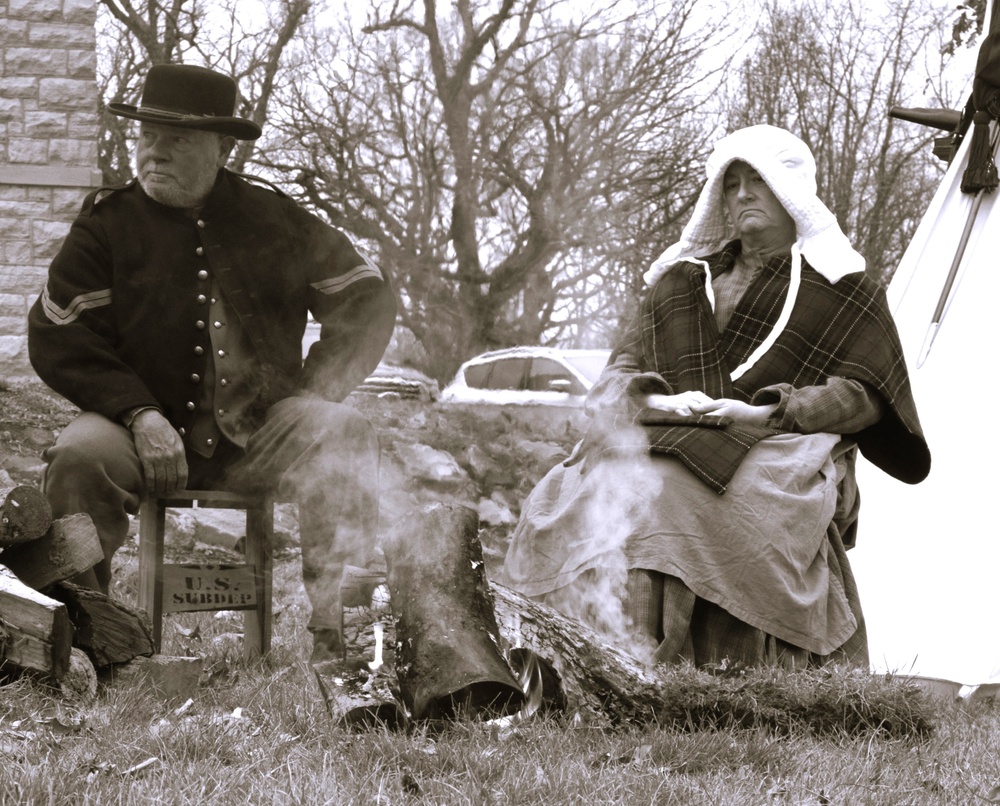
[501,432,868,669]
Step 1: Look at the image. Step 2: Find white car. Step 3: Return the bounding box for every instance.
[440,346,612,406]
[303,322,438,400]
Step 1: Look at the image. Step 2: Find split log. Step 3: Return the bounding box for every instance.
[1,514,103,590]
[47,582,155,668]
[384,503,524,720]
[311,658,406,730]
[0,485,53,547]
[310,588,405,729]
[0,565,72,679]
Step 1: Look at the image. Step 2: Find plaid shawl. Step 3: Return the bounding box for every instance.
[588,242,929,493]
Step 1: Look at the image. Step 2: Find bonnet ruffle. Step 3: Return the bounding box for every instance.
[643,125,865,287]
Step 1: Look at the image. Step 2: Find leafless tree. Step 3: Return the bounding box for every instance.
[723,0,953,283]
[259,0,727,380]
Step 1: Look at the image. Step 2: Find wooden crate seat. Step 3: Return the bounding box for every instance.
[137,490,274,659]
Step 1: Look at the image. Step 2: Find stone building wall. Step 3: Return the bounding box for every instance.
[0,0,101,377]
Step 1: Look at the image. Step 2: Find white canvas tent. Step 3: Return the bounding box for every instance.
[851,22,1000,687]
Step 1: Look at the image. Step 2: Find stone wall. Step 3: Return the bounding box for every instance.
[0,0,101,376]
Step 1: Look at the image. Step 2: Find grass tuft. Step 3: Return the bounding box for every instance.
[656,663,936,738]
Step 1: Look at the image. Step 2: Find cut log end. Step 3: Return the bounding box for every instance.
[0,485,54,547]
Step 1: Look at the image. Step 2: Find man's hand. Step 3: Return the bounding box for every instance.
[690,398,778,426]
[129,409,188,494]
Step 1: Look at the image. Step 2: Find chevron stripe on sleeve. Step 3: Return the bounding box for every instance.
[40,287,112,324]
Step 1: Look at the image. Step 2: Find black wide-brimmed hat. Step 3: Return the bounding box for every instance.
[107,63,262,140]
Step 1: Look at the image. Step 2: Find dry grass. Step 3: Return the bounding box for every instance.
[2,541,999,806]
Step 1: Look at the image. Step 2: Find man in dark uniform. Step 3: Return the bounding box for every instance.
[27,63,397,662]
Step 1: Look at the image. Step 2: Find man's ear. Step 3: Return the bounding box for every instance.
[218,136,237,165]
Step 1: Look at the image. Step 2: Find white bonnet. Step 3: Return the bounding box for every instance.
[644,125,865,286]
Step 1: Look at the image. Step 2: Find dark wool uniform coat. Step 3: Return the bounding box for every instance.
[28,170,397,444]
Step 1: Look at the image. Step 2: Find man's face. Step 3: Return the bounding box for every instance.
[136,122,234,208]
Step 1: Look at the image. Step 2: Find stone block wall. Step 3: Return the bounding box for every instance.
[1,0,101,376]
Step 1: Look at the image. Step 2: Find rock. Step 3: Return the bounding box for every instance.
[165,503,301,554]
[406,410,428,430]
[515,439,568,468]
[165,511,198,550]
[112,654,203,701]
[393,443,470,486]
[58,647,98,705]
[0,454,46,483]
[464,444,516,487]
[477,496,516,526]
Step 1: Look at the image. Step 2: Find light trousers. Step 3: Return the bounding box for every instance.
[42,397,380,632]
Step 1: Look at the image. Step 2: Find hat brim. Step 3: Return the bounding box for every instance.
[107,103,261,140]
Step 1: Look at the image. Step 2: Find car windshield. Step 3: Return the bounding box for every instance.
[563,352,610,385]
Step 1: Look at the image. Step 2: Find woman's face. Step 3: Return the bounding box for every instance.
[723,161,796,244]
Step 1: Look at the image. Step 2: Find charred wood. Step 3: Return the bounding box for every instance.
[384,504,524,720]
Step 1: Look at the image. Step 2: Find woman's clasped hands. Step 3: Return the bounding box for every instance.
[645,392,777,426]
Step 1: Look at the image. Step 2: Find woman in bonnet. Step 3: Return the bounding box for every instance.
[501,126,930,668]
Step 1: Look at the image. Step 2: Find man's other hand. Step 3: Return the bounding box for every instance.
[130,409,188,494]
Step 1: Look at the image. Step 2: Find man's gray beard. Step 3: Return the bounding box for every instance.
[138,173,215,209]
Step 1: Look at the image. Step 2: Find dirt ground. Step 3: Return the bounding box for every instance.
[0,379,79,485]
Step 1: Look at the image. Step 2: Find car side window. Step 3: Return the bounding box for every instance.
[484,357,529,390]
[463,362,492,389]
[527,357,586,394]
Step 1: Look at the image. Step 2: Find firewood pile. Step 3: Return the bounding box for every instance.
[0,484,155,693]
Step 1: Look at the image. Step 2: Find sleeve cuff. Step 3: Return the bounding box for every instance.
[751,384,792,428]
[121,405,161,430]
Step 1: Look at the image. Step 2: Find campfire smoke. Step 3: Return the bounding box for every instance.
[515,434,665,668]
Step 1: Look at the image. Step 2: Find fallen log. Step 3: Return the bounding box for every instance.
[343,581,667,727]
[334,505,666,727]
[0,485,53,547]
[47,582,155,668]
[491,583,668,726]
[1,513,103,590]
[0,565,72,679]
